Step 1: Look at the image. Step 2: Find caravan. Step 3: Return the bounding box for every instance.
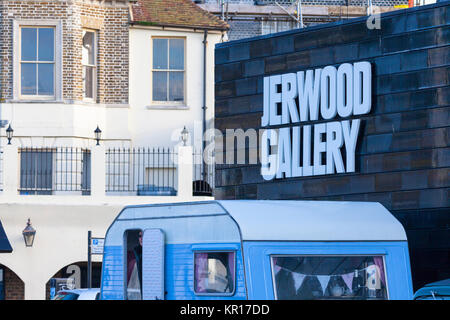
[99,200,413,300]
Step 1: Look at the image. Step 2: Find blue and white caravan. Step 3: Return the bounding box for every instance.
[100,200,414,300]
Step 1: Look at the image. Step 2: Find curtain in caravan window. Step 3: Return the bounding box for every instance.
[194,253,209,293]
[228,253,236,285]
[194,252,235,294]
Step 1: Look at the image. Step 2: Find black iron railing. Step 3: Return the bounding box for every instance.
[18,147,91,195]
[193,148,214,196]
[105,147,177,195]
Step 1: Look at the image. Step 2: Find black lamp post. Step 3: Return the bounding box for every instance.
[6,124,13,145]
[22,218,36,247]
[94,126,102,146]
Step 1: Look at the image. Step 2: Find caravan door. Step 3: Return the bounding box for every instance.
[142,228,165,300]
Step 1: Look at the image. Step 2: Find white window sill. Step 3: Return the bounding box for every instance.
[146,104,190,110]
[9,99,62,104]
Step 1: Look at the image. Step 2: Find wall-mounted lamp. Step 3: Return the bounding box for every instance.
[94,126,102,146]
[180,126,189,146]
[22,218,36,247]
[6,124,13,145]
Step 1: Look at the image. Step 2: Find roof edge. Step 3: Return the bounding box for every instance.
[216,0,450,48]
[130,20,229,31]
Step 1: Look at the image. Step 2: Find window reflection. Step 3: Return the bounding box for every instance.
[194,252,235,294]
[82,30,96,100]
[82,31,95,65]
[169,72,183,101]
[38,28,54,61]
[21,28,37,61]
[153,39,168,70]
[20,27,55,96]
[21,63,37,95]
[152,38,185,102]
[152,71,167,102]
[19,149,53,195]
[38,64,54,96]
[272,256,388,300]
[169,39,184,70]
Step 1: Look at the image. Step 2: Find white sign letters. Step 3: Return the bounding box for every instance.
[261,61,372,180]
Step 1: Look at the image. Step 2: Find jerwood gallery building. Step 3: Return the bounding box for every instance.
[214,1,449,290]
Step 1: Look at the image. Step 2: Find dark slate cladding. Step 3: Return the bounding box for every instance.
[214,2,450,291]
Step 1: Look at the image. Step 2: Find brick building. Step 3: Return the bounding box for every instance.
[0,0,227,300]
[0,0,129,105]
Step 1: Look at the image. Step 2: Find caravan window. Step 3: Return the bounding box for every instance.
[271,255,388,300]
[194,252,235,295]
[125,230,143,300]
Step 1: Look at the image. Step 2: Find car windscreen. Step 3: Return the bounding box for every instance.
[53,292,80,300]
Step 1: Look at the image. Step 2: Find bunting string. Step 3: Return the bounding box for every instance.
[273,264,382,293]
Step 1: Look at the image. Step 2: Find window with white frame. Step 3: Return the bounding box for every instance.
[82,30,97,100]
[20,26,55,97]
[152,38,185,103]
[194,251,235,295]
[261,19,296,35]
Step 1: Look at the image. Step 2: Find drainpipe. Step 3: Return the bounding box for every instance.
[202,30,208,182]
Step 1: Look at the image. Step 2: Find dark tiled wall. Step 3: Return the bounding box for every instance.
[214,3,450,290]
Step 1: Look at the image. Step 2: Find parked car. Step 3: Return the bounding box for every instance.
[414,279,450,300]
[53,288,100,300]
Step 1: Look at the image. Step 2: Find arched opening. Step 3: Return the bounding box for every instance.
[45,261,102,300]
[0,264,25,300]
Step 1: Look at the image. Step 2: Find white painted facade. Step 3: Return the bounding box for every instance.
[0,23,224,299]
[129,26,222,148]
[0,143,212,299]
[0,27,222,149]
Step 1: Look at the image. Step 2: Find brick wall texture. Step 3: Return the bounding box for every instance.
[214,2,449,290]
[1,265,25,300]
[0,0,129,104]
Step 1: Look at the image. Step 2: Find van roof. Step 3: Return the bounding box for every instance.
[218,200,407,241]
[120,200,407,242]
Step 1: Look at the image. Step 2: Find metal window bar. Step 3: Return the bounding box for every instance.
[18,147,91,195]
[192,147,214,196]
[105,147,177,196]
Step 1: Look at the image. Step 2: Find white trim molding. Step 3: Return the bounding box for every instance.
[13,19,63,102]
